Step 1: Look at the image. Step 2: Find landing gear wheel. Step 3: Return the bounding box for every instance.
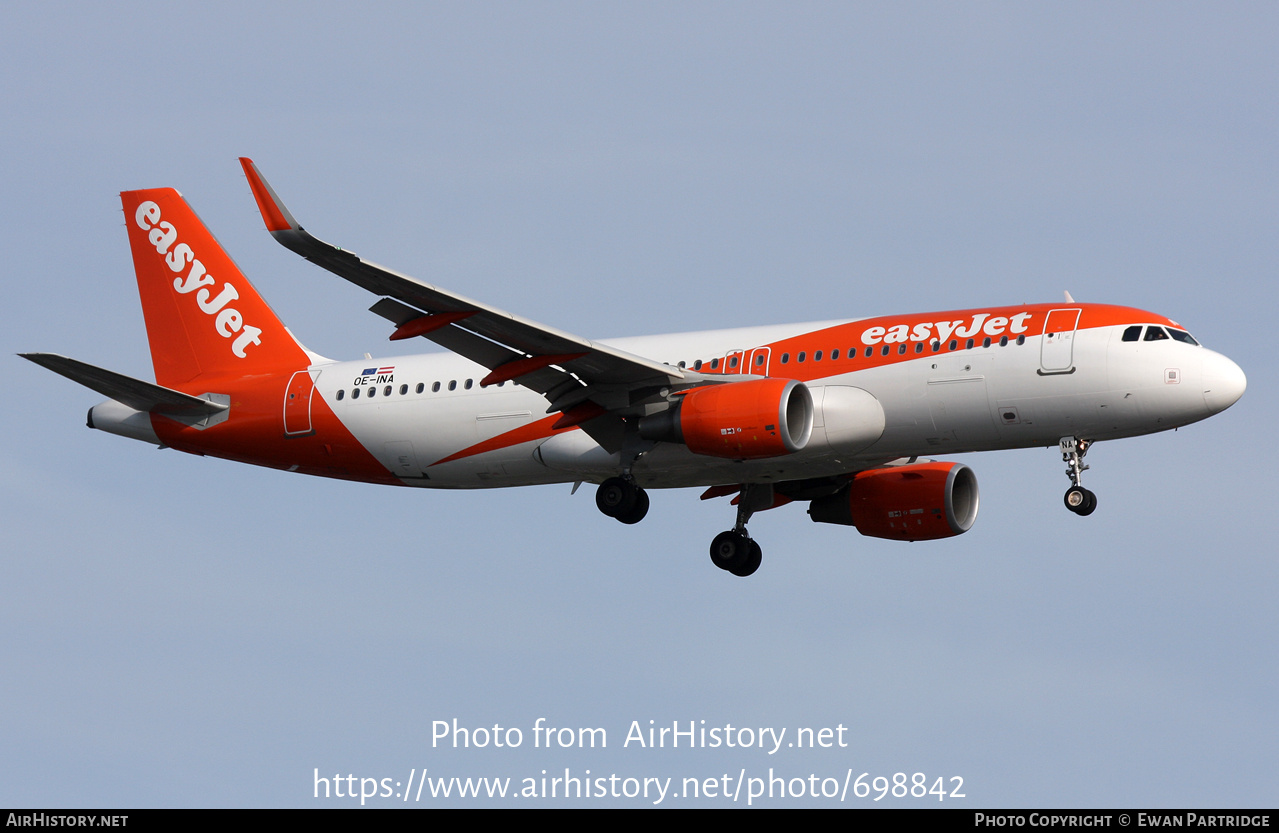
[710,531,748,572]
[596,477,637,519]
[710,531,761,576]
[1064,486,1097,516]
[614,487,650,525]
[731,540,763,577]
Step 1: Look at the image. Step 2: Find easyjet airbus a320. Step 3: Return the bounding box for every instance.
[23,159,1247,577]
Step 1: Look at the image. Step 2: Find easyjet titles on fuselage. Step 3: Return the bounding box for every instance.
[134,200,263,359]
[859,311,1034,346]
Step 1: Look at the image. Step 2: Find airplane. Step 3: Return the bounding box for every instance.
[21,158,1247,577]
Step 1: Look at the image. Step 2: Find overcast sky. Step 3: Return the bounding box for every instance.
[2,2,1275,807]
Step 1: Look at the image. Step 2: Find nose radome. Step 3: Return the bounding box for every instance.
[1202,351,1246,414]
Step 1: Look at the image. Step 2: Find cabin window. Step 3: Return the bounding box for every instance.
[352,388,360,399]
[729,356,739,368]
[755,354,765,366]
[797,351,806,363]
[693,359,703,370]
[931,341,941,352]
[949,340,958,351]
[881,345,890,356]
[999,335,1008,347]
[897,344,907,355]
[814,351,822,361]
[465,379,473,389]
[710,358,719,369]
[448,380,457,391]
[677,360,686,369]
[368,386,377,398]
[432,382,441,393]
[384,385,392,396]
[416,383,425,394]
[865,347,873,358]
[831,349,840,360]
[982,337,991,348]
[1017,335,1025,345]
[780,353,789,364]
[336,389,344,401]
[915,342,924,353]
[966,339,975,350]
[1122,325,1142,342]
[399,384,408,395]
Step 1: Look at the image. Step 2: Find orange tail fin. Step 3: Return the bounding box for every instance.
[121,188,309,388]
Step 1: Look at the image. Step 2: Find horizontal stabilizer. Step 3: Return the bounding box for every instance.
[19,353,228,417]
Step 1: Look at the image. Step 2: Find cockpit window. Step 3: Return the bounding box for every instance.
[1122,325,1142,342]
[1167,328,1199,346]
[1143,326,1170,342]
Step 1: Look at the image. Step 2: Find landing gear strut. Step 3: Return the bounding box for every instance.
[596,476,649,525]
[1060,436,1097,516]
[709,484,770,577]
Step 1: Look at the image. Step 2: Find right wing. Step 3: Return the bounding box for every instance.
[238,158,747,449]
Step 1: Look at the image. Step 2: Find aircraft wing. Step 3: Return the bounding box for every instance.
[239,158,694,416]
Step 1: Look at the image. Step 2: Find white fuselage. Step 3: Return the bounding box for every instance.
[311,317,1239,490]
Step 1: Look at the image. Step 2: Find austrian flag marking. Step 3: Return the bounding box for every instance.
[355,366,396,385]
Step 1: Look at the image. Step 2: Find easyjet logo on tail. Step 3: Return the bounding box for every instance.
[134,201,262,358]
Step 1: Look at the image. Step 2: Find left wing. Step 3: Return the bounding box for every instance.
[238,159,733,436]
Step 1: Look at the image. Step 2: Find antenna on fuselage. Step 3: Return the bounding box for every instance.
[1064,291,1076,303]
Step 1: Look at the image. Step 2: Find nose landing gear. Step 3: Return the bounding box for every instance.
[1060,437,1097,516]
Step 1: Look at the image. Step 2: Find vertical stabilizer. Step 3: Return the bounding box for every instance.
[121,188,309,388]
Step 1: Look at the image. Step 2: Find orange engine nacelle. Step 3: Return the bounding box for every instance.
[639,378,813,460]
[808,462,979,541]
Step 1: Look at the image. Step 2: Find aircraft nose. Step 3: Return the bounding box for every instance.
[1202,351,1246,414]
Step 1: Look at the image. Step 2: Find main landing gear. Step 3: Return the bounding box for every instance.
[1060,436,1097,516]
[594,474,769,577]
[596,476,650,525]
[708,484,771,578]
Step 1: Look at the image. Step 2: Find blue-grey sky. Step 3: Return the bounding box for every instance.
[3,2,1274,807]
